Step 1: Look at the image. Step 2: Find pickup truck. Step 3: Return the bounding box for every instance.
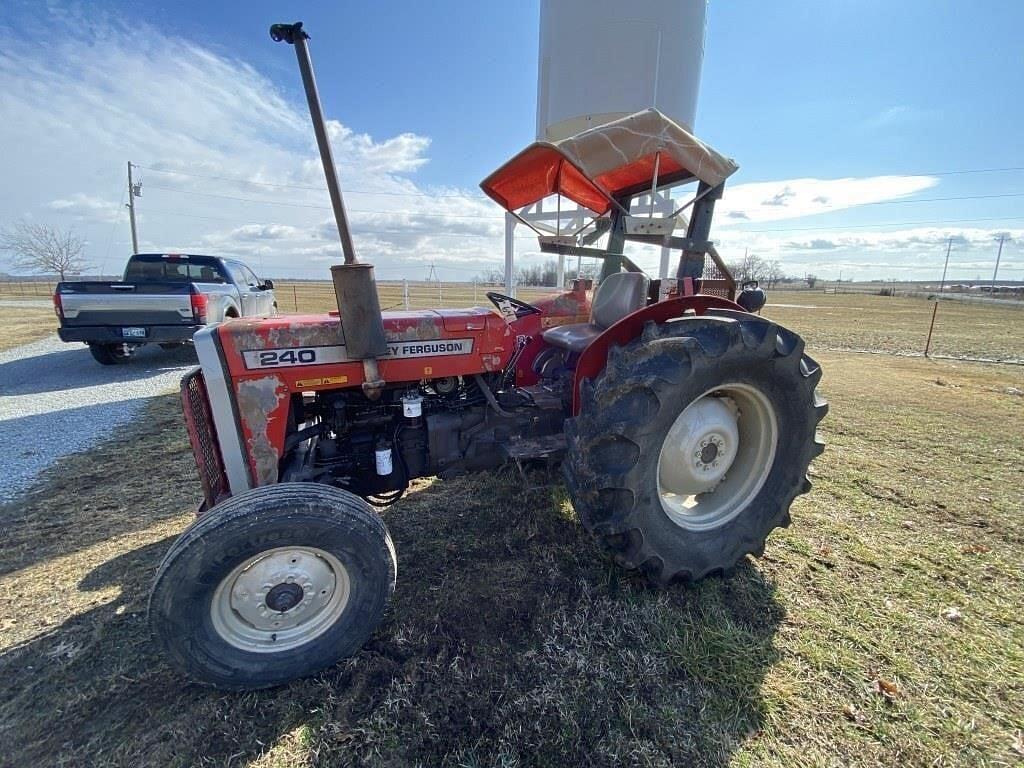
[55,253,277,364]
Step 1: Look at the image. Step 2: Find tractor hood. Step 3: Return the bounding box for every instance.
[479,108,739,214]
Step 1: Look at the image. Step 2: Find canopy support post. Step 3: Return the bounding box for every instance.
[599,198,629,283]
[676,182,724,283]
[504,211,516,298]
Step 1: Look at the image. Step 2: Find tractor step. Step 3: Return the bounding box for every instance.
[502,433,566,462]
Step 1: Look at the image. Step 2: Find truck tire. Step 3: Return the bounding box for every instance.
[149,483,397,690]
[88,343,132,365]
[564,315,827,585]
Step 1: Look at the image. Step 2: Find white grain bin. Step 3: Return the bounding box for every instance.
[536,0,707,141]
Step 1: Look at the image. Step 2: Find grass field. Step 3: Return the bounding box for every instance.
[273,280,562,314]
[2,280,1021,362]
[0,305,58,351]
[272,282,1024,363]
[0,282,1022,765]
[764,290,1024,362]
[1,350,1022,766]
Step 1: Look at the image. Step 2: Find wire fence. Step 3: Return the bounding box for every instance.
[270,280,564,314]
[0,280,58,299]
[1,278,1020,363]
[0,277,562,310]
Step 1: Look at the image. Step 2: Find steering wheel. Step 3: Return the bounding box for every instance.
[485,291,541,318]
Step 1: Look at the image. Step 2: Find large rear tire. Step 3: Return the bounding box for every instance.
[149,483,397,690]
[88,342,133,365]
[564,314,827,585]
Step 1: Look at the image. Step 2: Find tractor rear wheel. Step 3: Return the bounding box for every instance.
[564,314,827,585]
[149,483,397,689]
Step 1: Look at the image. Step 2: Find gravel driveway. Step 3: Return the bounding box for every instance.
[0,335,197,502]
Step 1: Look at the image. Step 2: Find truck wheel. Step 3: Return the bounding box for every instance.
[564,315,827,585]
[149,483,397,690]
[88,343,132,365]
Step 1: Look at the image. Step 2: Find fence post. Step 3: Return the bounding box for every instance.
[293,284,298,312]
[473,277,478,304]
[438,280,442,307]
[403,279,410,310]
[924,301,939,357]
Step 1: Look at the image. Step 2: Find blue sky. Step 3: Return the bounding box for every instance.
[1,0,1022,281]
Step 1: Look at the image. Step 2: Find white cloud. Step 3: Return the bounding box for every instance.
[717,175,939,224]
[47,194,122,224]
[0,11,1017,284]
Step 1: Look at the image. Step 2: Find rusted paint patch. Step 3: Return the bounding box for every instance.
[227,313,448,350]
[236,375,287,485]
[388,316,443,342]
[229,318,343,351]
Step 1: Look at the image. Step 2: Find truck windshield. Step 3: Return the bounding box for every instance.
[124,257,225,282]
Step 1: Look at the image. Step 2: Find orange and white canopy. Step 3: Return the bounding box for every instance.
[480,108,738,215]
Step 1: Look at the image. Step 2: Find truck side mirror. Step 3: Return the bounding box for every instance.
[261,279,275,290]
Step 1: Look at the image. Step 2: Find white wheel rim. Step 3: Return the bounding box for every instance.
[657,384,778,532]
[210,546,351,653]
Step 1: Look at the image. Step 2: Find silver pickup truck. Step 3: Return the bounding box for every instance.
[55,253,277,364]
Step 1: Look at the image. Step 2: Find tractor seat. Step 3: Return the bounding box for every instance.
[542,272,649,354]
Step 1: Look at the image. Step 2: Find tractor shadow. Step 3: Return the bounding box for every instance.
[0,471,784,767]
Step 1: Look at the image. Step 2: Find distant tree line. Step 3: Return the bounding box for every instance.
[479,254,806,289]
[723,253,788,288]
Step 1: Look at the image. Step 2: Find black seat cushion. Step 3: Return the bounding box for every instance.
[541,323,604,354]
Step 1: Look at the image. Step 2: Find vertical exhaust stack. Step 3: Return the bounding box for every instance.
[270,22,387,396]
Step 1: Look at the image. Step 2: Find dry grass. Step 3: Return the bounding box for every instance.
[1,351,1022,766]
[273,282,1024,363]
[274,280,562,314]
[765,290,1024,362]
[2,281,1021,363]
[0,306,57,351]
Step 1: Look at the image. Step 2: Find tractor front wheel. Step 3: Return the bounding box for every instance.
[564,314,827,585]
[149,483,397,689]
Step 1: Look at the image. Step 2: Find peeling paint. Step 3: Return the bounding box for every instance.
[236,375,287,485]
[388,316,443,342]
[231,320,343,351]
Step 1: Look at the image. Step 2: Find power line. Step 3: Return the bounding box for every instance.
[135,162,1024,194]
[736,215,1024,234]
[922,165,1024,177]
[858,191,1024,206]
[145,182,1024,225]
[135,165,479,198]
[145,184,503,219]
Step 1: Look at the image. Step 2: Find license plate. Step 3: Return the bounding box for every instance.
[121,327,147,338]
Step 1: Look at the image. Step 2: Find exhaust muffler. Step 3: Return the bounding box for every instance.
[271,21,387,395]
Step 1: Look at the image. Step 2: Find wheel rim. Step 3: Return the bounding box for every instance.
[657,383,778,532]
[210,546,351,653]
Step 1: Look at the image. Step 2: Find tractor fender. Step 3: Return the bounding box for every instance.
[571,294,745,414]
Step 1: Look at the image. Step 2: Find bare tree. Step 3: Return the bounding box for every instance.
[765,259,785,289]
[727,252,768,284]
[0,222,88,281]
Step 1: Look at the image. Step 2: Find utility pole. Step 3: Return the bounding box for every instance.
[939,236,952,294]
[127,161,141,254]
[991,234,1005,293]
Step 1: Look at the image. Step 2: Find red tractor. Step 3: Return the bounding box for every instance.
[149,23,826,689]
